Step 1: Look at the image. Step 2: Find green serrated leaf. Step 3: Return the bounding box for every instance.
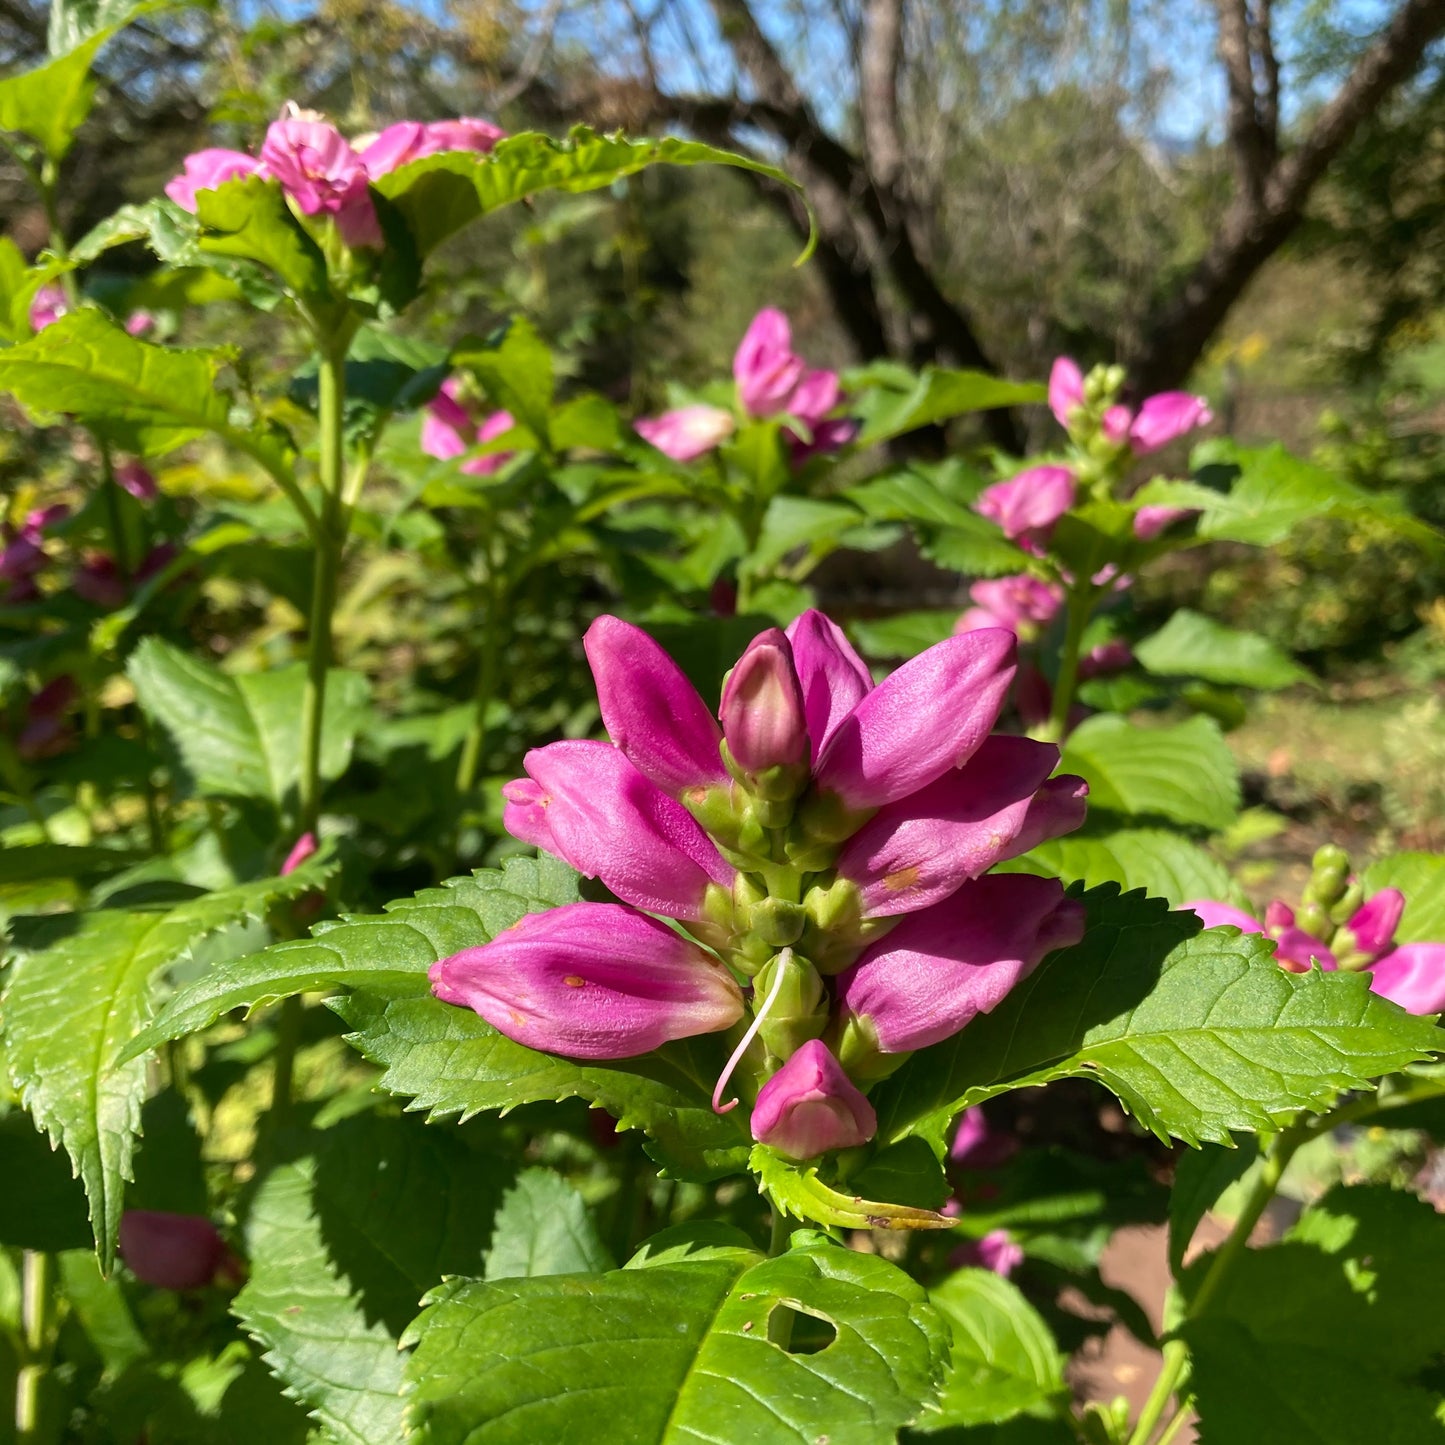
[0,32,103,159]
[854,370,1046,447]
[194,176,330,300]
[1363,852,1445,944]
[1,852,336,1267]
[1059,714,1241,831]
[454,315,554,444]
[922,1269,1067,1431]
[483,1166,614,1280]
[1167,1136,1259,1275]
[751,1145,953,1230]
[129,638,370,808]
[402,1238,950,1443]
[0,843,146,886]
[1135,609,1309,690]
[873,886,1443,1152]
[848,610,961,661]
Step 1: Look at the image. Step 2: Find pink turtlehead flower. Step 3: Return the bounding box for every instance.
[125,311,156,337]
[280,833,318,875]
[949,1107,1019,1170]
[1048,356,1084,429]
[839,873,1085,1053]
[1048,355,1212,453]
[29,283,69,332]
[421,379,516,475]
[118,1211,228,1291]
[1367,945,1445,1015]
[720,629,809,776]
[583,615,729,798]
[784,610,873,764]
[749,1039,876,1159]
[1078,640,1134,679]
[977,466,1076,554]
[430,901,744,1059]
[466,410,516,476]
[635,404,736,462]
[260,119,381,248]
[965,1229,1025,1278]
[116,459,158,502]
[502,740,735,922]
[359,117,505,177]
[836,735,1086,919]
[734,308,806,417]
[956,575,1064,639]
[164,148,267,211]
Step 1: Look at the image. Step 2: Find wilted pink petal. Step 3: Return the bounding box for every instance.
[734,307,805,417]
[28,283,69,332]
[635,404,735,461]
[836,736,1076,917]
[1129,392,1213,454]
[119,1211,226,1290]
[1048,357,1084,429]
[429,901,744,1059]
[164,148,267,211]
[976,466,1076,553]
[115,459,158,502]
[784,609,872,763]
[1345,888,1405,960]
[1133,504,1197,541]
[749,1039,876,1159]
[459,410,516,476]
[839,874,1085,1052]
[584,616,728,798]
[505,740,734,920]
[720,628,808,775]
[813,628,1016,810]
[260,119,381,248]
[280,833,318,875]
[1367,943,1445,1015]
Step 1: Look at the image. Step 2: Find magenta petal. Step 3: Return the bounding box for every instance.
[459,410,516,476]
[1101,405,1132,444]
[429,901,744,1059]
[280,833,318,875]
[839,874,1086,1052]
[1133,504,1197,541]
[1184,900,1265,934]
[501,776,558,852]
[813,628,1017,810]
[164,148,265,211]
[786,368,842,427]
[1048,357,1084,429]
[749,1039,876,1159]
[1129,392,1213,453]
[513,740,734,919]
[1274,928,1336,972]
[359,121,429,176]
[119,1211,225,1290]
[1263,899,1295,934]
[949,1106,1018,1169]
[971,1229,1025,1278]
[719,628,808,774]
[967,575,1064,634]
[976,466,1076,550]
[784,609,873,763]
[584,616,728,797]
[1367,943,1445,1016]
[733,307,805,417]
[635,405,735,461]
[1346,888,1405,960]
[1005,773,1089,859]
[836,735,1065,917]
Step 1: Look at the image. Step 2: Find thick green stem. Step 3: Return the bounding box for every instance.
[768,1208,791,1258]
[1126,1121,1309,1445]
[1042,581,1094,743]
[16,1250,52,1445]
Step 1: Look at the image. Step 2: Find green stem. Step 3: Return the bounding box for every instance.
[1154,1405,1192,1445]
[16,1250,52,1445]
[98,444,131,580]
[1042,580,1094,743]
[768,1207,790,1258]
[454,579,506,801]
[1125,1121,1309,1445]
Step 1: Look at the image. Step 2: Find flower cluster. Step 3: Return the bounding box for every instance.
[431,611,1088,1162]
[420,378,515,475]
[1189,845,1445,1015]
[164,109,504,252]
[634,308,858,465]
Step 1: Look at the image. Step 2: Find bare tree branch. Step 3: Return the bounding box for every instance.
[860,0,906,190]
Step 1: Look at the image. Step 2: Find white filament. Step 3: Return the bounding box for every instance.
[711,951,791,1115]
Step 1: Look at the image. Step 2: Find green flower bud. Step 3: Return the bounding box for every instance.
[1304,844,1351,909]
[754,950,828,1060]
[748,896,807,949]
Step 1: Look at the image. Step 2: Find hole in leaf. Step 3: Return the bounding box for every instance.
[766,1301,838,1354]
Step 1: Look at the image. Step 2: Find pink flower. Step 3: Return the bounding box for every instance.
[949,1106,1019,1170]
[502,740,734,922]
[977,466,1076,553]
[430,901,744,1059]
[260,119,381,248]
[118,1211,227,1290]
[164,148,267,211]
[422,380,516,474]
[1365,944,1445,1015]
[464,410,516,476]
[583,615,729,799]
[1048,357,1084,430]
[734,307,806,417]
[749,1039,876,1159]
[964,1228,1025,1278]
[838,873,1085,1053]
[784,610,873,763]
[811,627,1017,812]
[115,459,158,502]
[125,311,156,337]
[835,735,1085,918]
[28,283,68,332]
[280,833,318,875]
[1129,392,1213,453]
[1186,898,1336,972]
[1133,504,1197,541]
[1342,888,1405,958]
[719,629,809,777]
[956,575,1064,639]
[359,117,505,177]
[635,405,736,461]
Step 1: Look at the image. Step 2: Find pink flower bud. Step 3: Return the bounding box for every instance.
[164,148,267,211]
[260,119,381,248]
[359,116,505,176]
[1366,943,1445,1016]
[1128,392,1212,454]
[784,609,872,763]
[635,404,736,461]
[503,740,734,920]
[734,307,805,417]
[812,627,1016,811]
[1263,899,1295,934]
[584,616,728,798]
[460,410,516,476]
[720,629,808,775]
[749,1038,876,1159]
[1048,356,1084,429]
[125,311,156,337]
[790,415,858,461]
[28,283,69,332]
[963,1228,1024,1278]
[280,833,318,875]
[430,901,744,1059]
[949,1106,1018,1170]
[839,874,1085,1053]
[115,459,158,502]
[1007,774,1090,858]
[977,466,1076,554]
[119,1210,226,1290]
[1344,888,1404,960]
[836,736,1082,918]
[1101,404,1132,444]
[1133,504,1197,541]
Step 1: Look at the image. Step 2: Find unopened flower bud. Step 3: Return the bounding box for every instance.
[747,895,807,949]
[753,950,827,1059]
[119,1211,227,1290]
[749,1038,876,1159]
[1305,845,1351,910]
[719,629,809,796]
